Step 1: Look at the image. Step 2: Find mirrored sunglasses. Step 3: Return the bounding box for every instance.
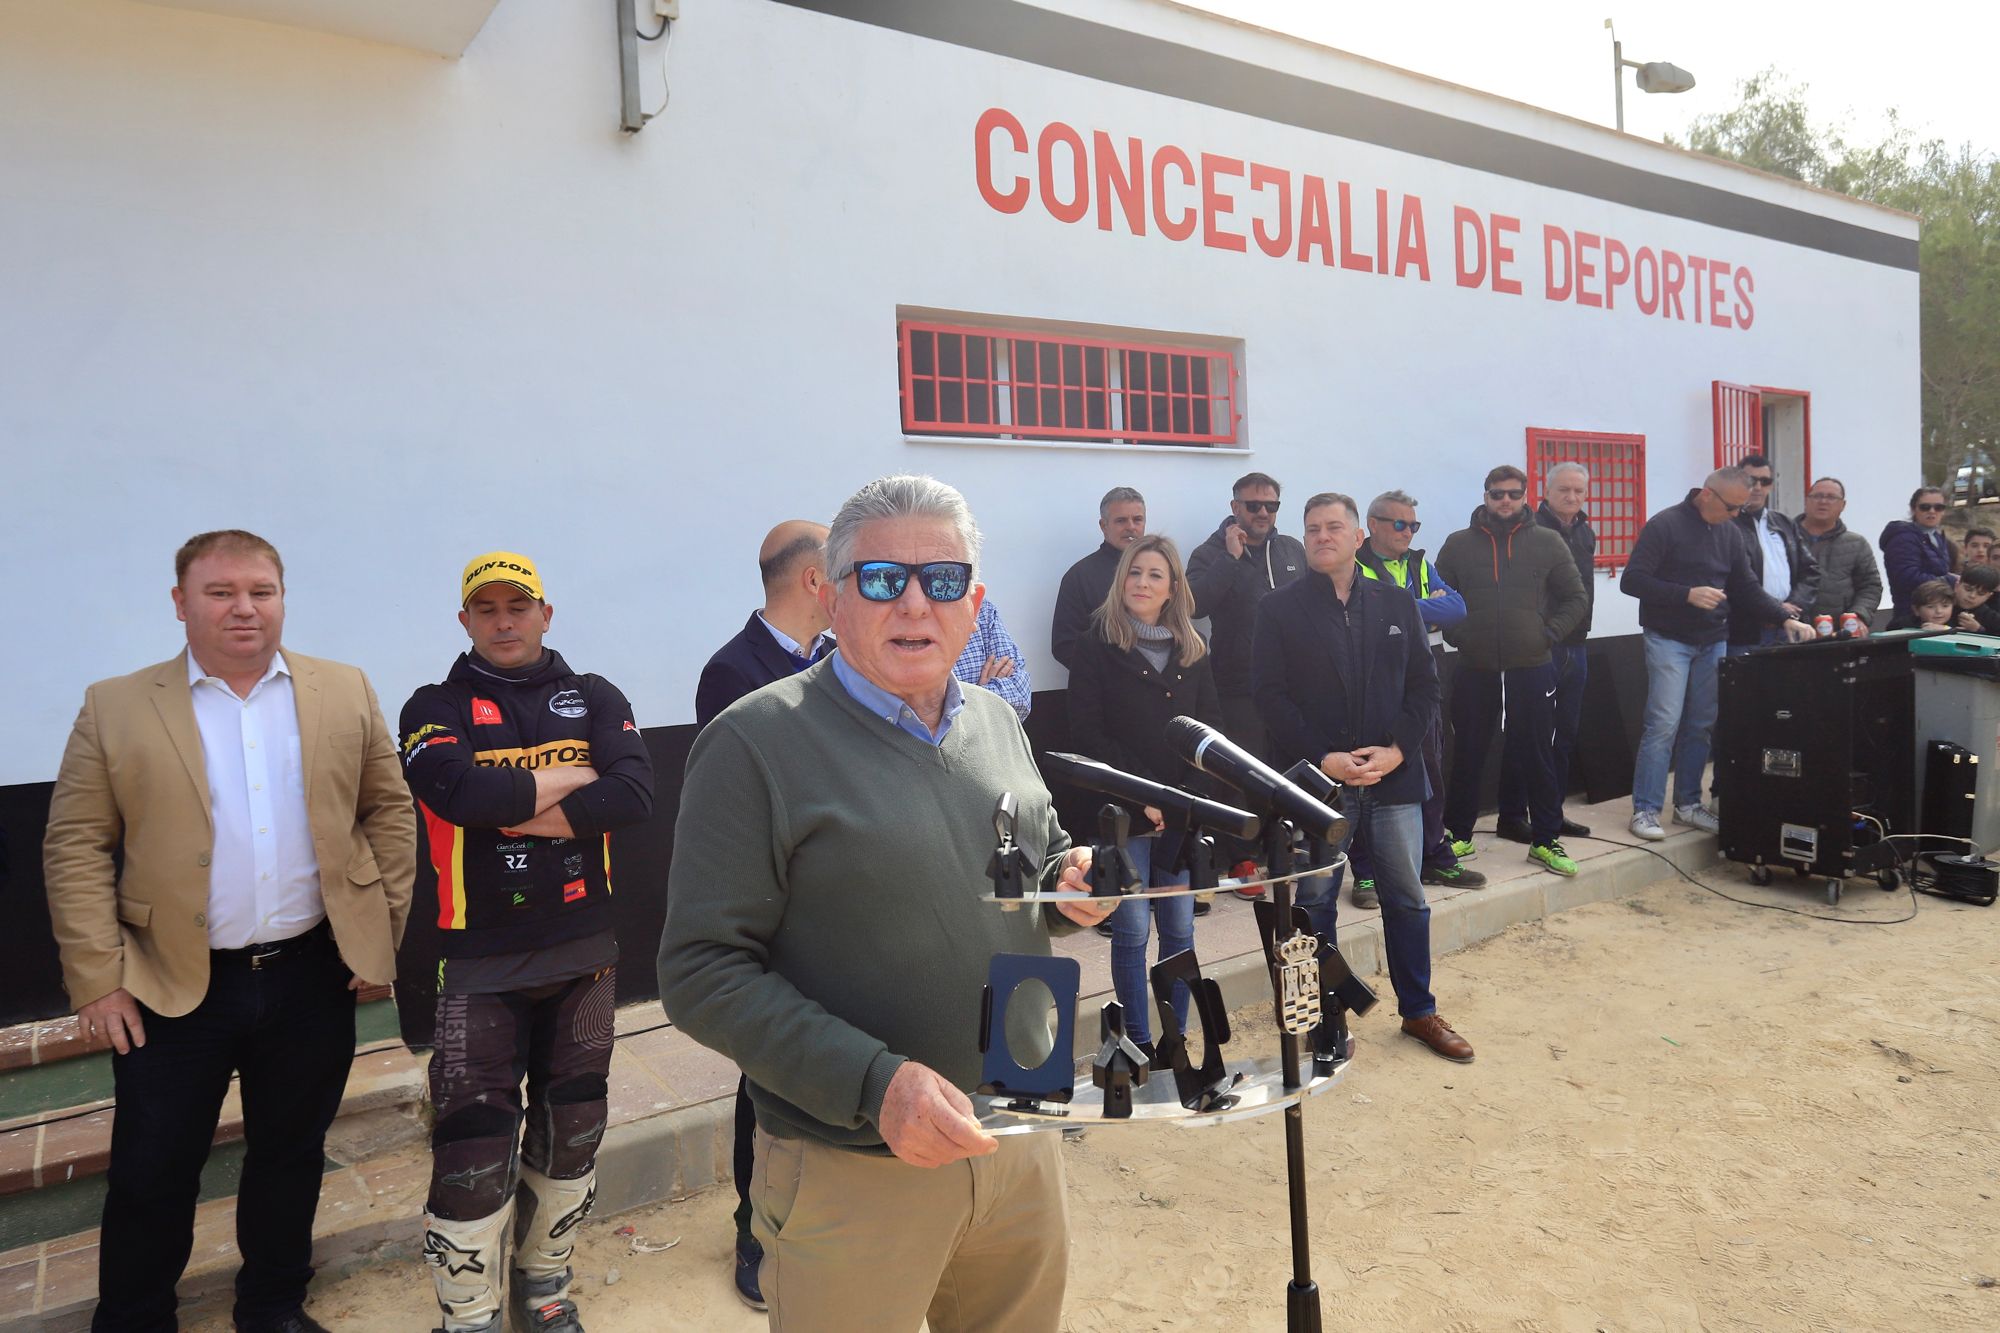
[846,560,974,603]
[1369,515,1421,533]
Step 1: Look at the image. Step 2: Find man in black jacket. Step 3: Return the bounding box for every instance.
[1253,493,1473,1063]
[1434,466,1589,878]
[1620,472,1813,841]
[401,552,656,1333]
[1728,454,1820,651]
[1050,487,1145,670]
[691,520,829,1309]
[1497,462,1596,843]
[1190,472,1308,890]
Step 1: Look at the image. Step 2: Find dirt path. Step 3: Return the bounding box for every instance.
[224,874,1999,1331]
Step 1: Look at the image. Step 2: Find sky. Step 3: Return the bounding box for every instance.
[1182,0,1996,155]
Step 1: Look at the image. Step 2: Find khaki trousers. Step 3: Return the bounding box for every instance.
[750,1127,1069,1332]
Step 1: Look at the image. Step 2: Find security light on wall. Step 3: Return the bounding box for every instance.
[1604,19,1695,132]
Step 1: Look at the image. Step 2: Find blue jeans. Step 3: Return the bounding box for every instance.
[1499,643,1588,823]
[1295,796,1436,1019]
[1109,833,1194,1045]
[1632,631,1724,816]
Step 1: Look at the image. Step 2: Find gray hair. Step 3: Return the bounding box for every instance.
[1098,486,1144,517]
[1706,465,1752,492]
[1368,489,1419,515]
[1547,461,1590,487]
[826,475,983,585]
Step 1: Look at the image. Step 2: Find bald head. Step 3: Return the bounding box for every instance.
[759,521,829,589]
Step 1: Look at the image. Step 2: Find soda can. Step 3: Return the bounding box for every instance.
[1840,612,1862,638]
[1814,614,1835,638]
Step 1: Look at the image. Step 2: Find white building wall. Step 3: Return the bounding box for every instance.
[0,0,1919,785]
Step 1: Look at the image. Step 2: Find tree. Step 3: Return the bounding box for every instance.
[1673,72,2000,487]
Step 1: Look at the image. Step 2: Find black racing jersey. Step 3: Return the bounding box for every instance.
[399,650,654,957]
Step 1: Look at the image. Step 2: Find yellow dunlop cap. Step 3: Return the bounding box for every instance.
[460,551,544,605]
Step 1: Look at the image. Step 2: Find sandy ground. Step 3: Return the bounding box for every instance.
[210,871,1999,1331]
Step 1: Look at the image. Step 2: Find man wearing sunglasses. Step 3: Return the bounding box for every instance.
[1879,486,1956,627]
[661,475,1113,1331]
[1496,462,1598,847]
[1621,468,1815,841]
[1189,472,1308,891]
[1726,454,1820,653]
[1435,466,1589,879]
[1353,490,1483,901]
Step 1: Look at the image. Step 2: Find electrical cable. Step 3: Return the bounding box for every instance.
[636,9,669,41]
[645,18,673,120]
[1474,823,1922,925]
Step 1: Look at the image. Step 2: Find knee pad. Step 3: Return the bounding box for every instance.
[523,1075,606,1179]
[428,1103,522,1220]
[513,1165,595,1288]
[423,1204,510,1331]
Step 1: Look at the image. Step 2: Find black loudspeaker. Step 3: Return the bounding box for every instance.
[1921,740,1978,849]
[1715,635,1915,879]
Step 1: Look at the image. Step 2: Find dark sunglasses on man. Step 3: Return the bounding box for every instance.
[1369,515,1421,534]
[845,560,974,603]
[1915,502,1947,513]
[1240,499,1280,514]
[1486,487,1525,501]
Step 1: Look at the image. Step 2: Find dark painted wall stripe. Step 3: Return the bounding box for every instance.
[771,0,1919,272]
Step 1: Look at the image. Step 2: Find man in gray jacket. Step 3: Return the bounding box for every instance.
[1797,476,1884,633]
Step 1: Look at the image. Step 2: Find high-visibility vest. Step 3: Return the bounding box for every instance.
[1359,551,1431,599]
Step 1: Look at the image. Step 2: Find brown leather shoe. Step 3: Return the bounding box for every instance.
[1401,1014,1474,1063]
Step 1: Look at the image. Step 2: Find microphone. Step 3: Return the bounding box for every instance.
[1041,752,1262,841]
[1164,716,1347,844]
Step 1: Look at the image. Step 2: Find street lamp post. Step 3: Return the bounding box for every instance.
[1605,19,1695,132]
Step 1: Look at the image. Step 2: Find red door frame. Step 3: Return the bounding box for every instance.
[1711,380,1762,468]
[1752,385,1813,487]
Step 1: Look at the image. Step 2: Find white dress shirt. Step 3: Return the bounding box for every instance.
[757,612,830,663]
[187,651,324,947]
[1755,512,1792,605]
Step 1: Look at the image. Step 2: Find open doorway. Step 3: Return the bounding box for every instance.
[1711,381,1813,515]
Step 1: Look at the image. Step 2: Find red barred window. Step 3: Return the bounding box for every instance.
[1525,429,1646,569]
[898,319,1240,447]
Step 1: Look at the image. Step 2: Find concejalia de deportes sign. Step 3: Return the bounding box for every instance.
[975,107,1759,331]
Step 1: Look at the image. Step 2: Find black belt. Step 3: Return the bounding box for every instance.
[210,918,333,969]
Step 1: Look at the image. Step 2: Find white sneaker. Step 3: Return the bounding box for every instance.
[1629,810,1666,841]
[1673,803,1720,833]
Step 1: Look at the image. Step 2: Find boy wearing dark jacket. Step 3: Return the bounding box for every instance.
[401,552,655,1333]
[1433,466,1588,877]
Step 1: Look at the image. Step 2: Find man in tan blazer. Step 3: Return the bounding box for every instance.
[43,529,415,1333]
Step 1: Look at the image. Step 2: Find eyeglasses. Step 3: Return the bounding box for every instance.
[1745,476,1775,488]
[1486,488,1525,501]
[1916,503,1947,513]
[1239,499,1280,514]
[1369,515,1421,533]
[844,560,974,603]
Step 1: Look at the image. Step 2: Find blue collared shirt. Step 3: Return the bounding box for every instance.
[830,649,966,745]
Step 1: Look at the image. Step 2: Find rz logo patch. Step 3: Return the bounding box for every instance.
[471,698,503,726]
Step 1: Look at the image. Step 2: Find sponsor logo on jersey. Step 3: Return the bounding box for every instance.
[471,698,503,725]
[622,720,637,732]
[403,722,450,754]
[548,689,587,719]
[563,879,586,903]
[473,741,592,770]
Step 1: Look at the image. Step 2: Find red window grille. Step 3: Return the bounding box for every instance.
[1525,429,1647,570]
[898,320,1239,446]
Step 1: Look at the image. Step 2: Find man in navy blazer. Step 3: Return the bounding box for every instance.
[691,518,831,1309]
[696,521,833,729]
[1252,492,1474,1063]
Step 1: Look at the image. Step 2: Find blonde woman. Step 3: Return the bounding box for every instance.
[1065,535,1223,1059]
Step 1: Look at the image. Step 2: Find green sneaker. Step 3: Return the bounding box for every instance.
[1448,837,1478,861]
[1350,878,1379,908]
[1528,840,1578,877]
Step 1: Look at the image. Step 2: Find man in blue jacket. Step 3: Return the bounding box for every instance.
[1355,489,1484,901]
[1620,470,1813,841]
[1254,492,1473,1063]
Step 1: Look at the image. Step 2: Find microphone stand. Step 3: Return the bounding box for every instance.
[1260,817,1321,1333]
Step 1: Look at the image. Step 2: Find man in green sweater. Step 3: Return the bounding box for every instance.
[659,475,1112,1332]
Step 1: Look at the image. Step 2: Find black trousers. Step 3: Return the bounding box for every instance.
[733,1078,755,1244]
[1444,661,1562,845]
[94,925,356,1332]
